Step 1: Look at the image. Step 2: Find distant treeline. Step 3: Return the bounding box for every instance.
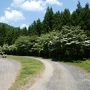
[0,2,90,61]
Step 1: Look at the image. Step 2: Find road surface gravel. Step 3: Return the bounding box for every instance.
[28,57,90,90]
[0,58,20,90]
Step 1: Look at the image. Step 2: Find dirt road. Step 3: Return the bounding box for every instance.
[0,58,20,90]
[28,57,90,90]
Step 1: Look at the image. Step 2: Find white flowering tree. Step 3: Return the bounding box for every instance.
[36,26,89,60]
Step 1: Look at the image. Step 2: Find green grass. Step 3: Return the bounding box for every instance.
[68,60,90,72]
[8,55,44,90]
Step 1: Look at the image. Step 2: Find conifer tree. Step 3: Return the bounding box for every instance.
[43,7,54,33]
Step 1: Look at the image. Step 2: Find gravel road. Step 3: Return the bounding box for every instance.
[28,57,90,90]
[0,58,20,90]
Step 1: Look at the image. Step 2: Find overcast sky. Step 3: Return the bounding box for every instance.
[0,0,90,28]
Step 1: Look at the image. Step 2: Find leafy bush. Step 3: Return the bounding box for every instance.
[15,36,38,55]
[3,26,90,61]
[35,26,89,60]
[1,44,17,55]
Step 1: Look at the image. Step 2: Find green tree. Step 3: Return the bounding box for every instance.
[34,19,43,36]
[71,1,82,26]
[53,11,62,30]
[43,7,54,33]
[28,21,37,35]
[62,9,71,26]
[80,3,90,30]
[15,36,38,55]
[21,27,28,35]
[0,24,6,45]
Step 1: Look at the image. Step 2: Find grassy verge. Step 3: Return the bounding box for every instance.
[67,60,90,72]
[8,55,44,90]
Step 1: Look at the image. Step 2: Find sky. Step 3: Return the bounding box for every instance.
[0,0,90,28]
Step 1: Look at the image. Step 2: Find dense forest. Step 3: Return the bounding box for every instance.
[0,2,90,61]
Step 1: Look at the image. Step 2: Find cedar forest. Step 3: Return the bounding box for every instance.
[0,2,90,61]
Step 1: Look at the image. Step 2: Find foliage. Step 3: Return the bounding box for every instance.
[28,19,43,36]
[0,23,21,46]
[35,26,89,60]
[35,31,60,57]
[43,7,54,33]
[0,2,90,61]
[1,44,17,55]
[15,36,38,55]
